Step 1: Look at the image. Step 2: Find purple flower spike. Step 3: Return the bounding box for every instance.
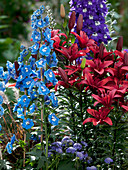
[69,0,112,44]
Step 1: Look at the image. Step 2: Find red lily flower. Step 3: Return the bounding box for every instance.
[55,43,89,62]
[71,31,96,49]
[80,72,112,93]
[85,58,113,75]
[83,107,113,126]
[92,89,117,108]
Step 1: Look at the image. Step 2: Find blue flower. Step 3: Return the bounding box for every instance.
[20,49,29,57]
[44,69,58,85]
[52,142,62,148]
[86,166,97,170]
[0,67,4,78]
[48,151,53,157]
[11,134,16,145]
[29,43,39,55]
[36,18,44,28]
[73,143,82,150]
[56,148,63,154]
[0,95,3,104]
[81,141,88,147]
[6,61,16,79]
[48,113,59,126]
[61,136,70,144]
[22,118,34,130]
[44,16,49,27]
[32,30,41,42]
[49,92,58,107]
[37,82,50,95]
[46,52,58,68]
[6,142,13,154]
[44,95,50,105]
[0,124,2,131]
[17,108,24,119]
[39,44,51,56]
[76,151,84,160]
[44,27,51,42]
[0,82,5,92]
[21,65,32,77]
[0,106,4,117]
[23,77,34,89]
[66,147,76,154]
[17,95,30,108]
[29,103,36,114]
[36,58,47,68]
[104,157,113,164]
[30,134,38,141]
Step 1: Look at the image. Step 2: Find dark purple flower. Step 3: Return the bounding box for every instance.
[104,157,113,164]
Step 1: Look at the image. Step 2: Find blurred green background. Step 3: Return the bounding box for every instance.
[0,0,128,67]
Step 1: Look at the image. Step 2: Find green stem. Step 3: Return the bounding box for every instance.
[44,112,49,170]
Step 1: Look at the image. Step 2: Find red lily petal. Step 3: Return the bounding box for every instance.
[83,118,95,125]
[104,117,113,126]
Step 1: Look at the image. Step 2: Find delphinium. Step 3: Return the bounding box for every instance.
[69,0,112,44]
[0,5,59,169]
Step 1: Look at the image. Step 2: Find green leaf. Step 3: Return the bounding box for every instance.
[0,25,9,29]
[5,87,17,103]
[0,38,13,44]
[0,15,8,20]
[58,160,75,170]
[37,156,47,169]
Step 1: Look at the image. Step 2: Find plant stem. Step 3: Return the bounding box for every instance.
[0,144,3,160]
[23,89,27,167]
[112,120,117,170]
[44,112,48,170]
[40,68,44,144]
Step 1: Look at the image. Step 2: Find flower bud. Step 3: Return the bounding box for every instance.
[68,11,76,32]
[116,36,123,51]
[77,14,83,34]
[58,67,68,83]
[124,53,128,65]
[14,61,19,76]
[60,4,65,19]
[81,58,86,69]
[99,43,105,59]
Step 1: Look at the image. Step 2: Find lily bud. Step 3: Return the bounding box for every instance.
[116,36,123,51]
[58,67,68,83]
[124,53,128,65]
[68,11,76,32]
[99,43,105,59]
[14,61,19,76]
[77,14,83,34]
[60,4,65,19]
[81,58,86,69]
